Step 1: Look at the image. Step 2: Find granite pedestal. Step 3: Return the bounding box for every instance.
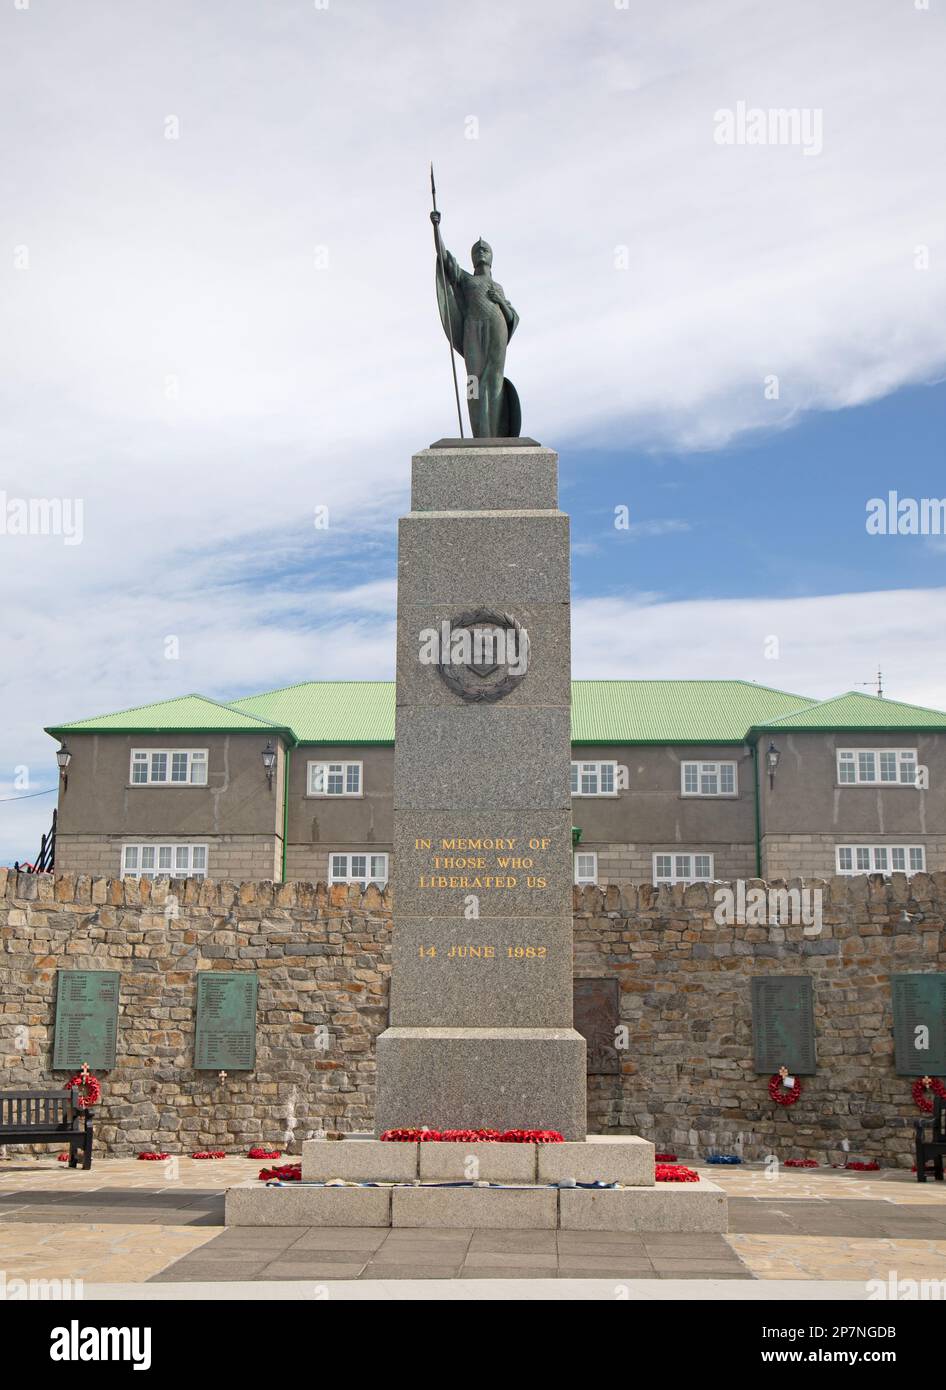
[375,440,586,1139]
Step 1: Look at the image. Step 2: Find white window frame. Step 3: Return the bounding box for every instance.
[573,851,598,885]
[680,760,738,797]
[570,761,618,797]
[121,843,208,879]
[652,852,715,884]
[328,852,388,887]
[836,748,919,787]
[129,748,208,786]
[835,844,926,875]
[307,760,364,797]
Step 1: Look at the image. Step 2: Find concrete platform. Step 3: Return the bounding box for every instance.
[301,1139,418,1183]
[298,1136,654,1185]
[392,1184,558,1229]
[418,1142,537,1182]
[225,1182,391,1227]
[538,1136,654,1187]
[225,1176,726,1232]
[559,1180,728,1233]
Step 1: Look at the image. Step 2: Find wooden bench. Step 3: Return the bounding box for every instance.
[0,1091,93,1170]
[914,1094,945,1182]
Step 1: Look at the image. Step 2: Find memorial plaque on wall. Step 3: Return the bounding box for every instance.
[574,978,620,1075]
[751,975,816,1074]
[892,973,946,1076]
[194,972,258,1070]
[52,970,120,1071]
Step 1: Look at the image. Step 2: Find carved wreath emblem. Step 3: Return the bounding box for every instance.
[437,609,528,703]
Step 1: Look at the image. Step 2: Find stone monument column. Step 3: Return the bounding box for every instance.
[375,439,587,1139]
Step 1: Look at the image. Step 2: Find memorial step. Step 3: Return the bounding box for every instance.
[300,1135,655,1186]
[224,1173,727,1232]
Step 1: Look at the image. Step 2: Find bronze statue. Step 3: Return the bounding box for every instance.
[430,167,521,438]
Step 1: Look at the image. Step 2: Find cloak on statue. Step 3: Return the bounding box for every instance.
[436,262,522,438]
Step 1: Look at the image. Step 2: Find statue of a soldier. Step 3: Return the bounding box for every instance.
[430,207,521,438]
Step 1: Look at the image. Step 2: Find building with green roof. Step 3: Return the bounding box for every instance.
[44,678,946,884]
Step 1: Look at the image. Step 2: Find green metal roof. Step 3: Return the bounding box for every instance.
[570,679,813,744]
[752,690,946,733]
[46,680,946,746]
[45,693,287,739]
[231,681,396,744]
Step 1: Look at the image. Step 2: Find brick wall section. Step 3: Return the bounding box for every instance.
[284,848,333,884]
[0,869,388,1156]
[762,834,946,880]
[593,842,755,883]
[1,869,943,1165]
[577,874,946,1167]
[55,834,282,883]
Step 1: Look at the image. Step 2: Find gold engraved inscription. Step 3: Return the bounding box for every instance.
[417,945,548,960]
[413,835,552,890]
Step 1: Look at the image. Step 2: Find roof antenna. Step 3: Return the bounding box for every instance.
[857,666,884,698]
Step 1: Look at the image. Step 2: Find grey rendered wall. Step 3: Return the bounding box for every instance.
[284,745,394,879]
[758,731,946,875]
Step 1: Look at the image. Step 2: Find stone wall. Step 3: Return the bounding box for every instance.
[1,869,943,1165]
[0,869,388,1155]
[577,874,945,1167]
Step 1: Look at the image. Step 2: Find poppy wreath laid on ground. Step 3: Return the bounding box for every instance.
[137,1152,170,1161]
[655,1152,677,1162]
[844,1160,880,1171]
[259,1162,301,1181]
[655,1164,699,1182]
[65,1071,101,1109]
[247,1147,282,1159]
[769,1067,802,1107]
[784,1158,819,1168]
[191,1150,226,1159]
[912,1076,946,1114]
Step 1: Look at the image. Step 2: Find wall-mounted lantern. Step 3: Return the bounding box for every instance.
[261,740,277,789]
[56,742,72,792]
[766,741,781,790]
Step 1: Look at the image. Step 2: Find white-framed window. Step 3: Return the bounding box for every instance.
[308,761,363,797]
[680,761,737,796]
[570,761,617,796]
[122,843,208,879]
[328,852,388,887]
[836,748,918,786]
[130,749,208,785]
[574,851,598,885]
[653,852,714,884]
[836,845,926,875]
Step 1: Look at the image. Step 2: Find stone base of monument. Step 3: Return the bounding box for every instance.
[225,1136,728,1233]
[375,1027,588,1142]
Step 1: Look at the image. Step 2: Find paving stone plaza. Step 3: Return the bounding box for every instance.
[2,1156,946,1296]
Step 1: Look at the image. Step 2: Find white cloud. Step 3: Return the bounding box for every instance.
[571,588,946,710]
[2,0,946,859]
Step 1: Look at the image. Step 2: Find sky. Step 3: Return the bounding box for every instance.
[1,0,945,862]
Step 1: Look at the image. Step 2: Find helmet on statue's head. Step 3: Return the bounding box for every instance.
[471,237,493,267]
